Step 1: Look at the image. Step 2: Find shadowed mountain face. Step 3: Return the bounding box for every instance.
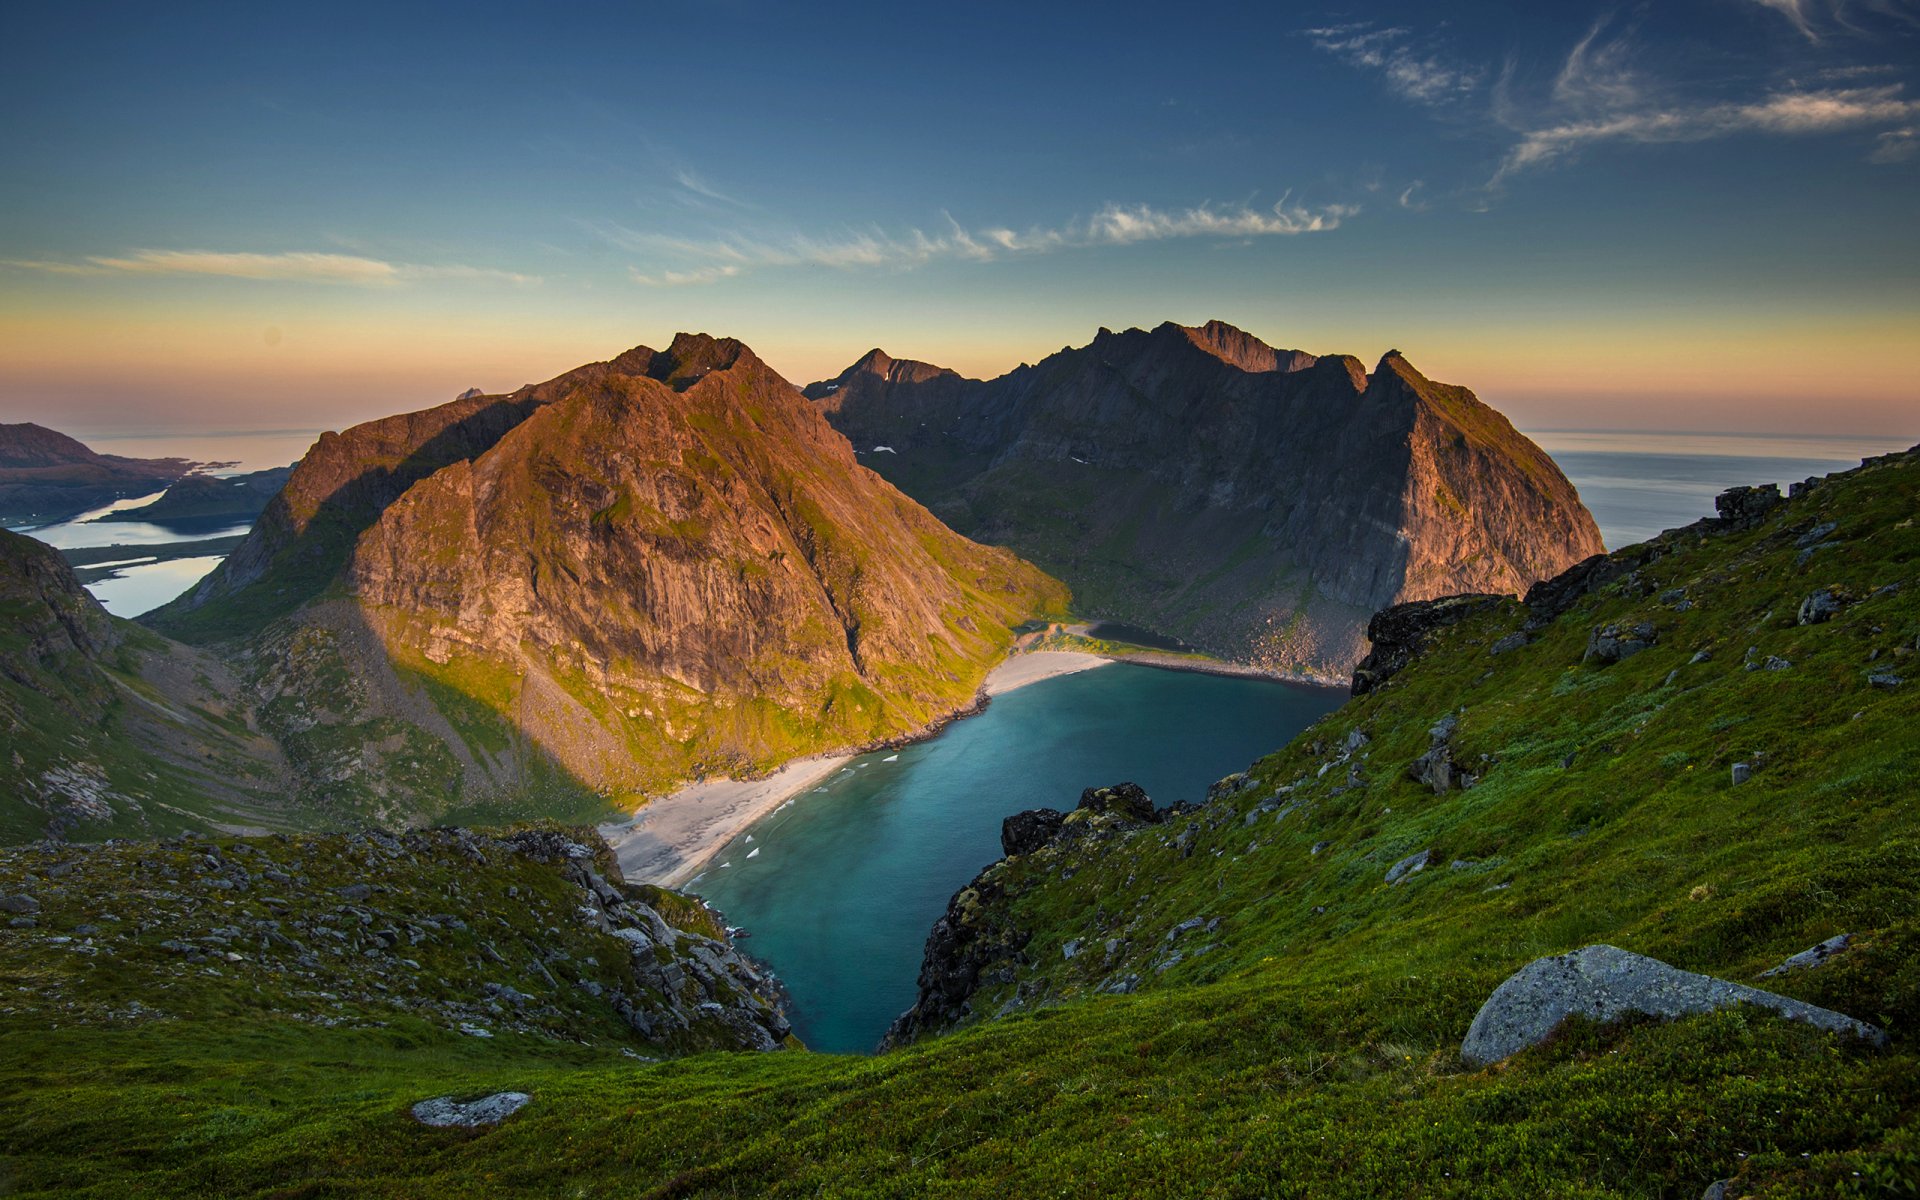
[0,530,292,842]
[146,335,1066,822]
[98,464,294,527]
[0,423,197,525]
[807,321,1604,678]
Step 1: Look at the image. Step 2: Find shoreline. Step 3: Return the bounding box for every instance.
[601,651,1116,888]
[1106,650,1348,691]
[601,647,1340,890]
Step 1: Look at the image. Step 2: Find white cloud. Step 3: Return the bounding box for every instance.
[610,196,1355,286]
[1496,84,1920,179]
[3,249,537,286]
[1869,126,1919,161]
[1303,23,1482,106]
[1749,0,1822,39]
[671,168,756,210]
[1746,0,1920,41]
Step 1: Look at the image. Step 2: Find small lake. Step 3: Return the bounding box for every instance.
[693,662,1343,1053]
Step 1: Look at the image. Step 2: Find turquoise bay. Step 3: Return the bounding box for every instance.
[694,662,1343,1053]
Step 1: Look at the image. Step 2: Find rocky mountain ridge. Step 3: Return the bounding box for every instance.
[2,448,1911,1197]
[807,321,1605,677]
[141,333,1066,824]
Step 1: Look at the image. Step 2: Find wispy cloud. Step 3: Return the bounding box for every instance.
[612,196,1356,286]
[3,249,538,286]
[1745,0,1920,42]
[1303,23,1482,106]
[1869,125,1919,161]
[1496,84,1920,180]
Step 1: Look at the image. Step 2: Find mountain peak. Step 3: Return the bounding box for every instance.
[603,333,768,392]
[805,348,958,400]
[1155,320,1318,375]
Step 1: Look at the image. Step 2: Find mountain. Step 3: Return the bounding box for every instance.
[146,334,1067,823]
[0,529,292,842]
[97,463,295,526]
[6,448,1913,1197]
[0,422,197,525]
[806,321,1605,678]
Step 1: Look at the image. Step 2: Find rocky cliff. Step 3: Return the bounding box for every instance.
[148,334,1067,821]
[808,321,1604,677]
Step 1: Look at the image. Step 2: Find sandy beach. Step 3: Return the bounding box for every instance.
[602,650,1114,887]
[600,754,855,889]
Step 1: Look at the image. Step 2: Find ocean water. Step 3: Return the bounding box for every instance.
[10,492,252,618]
[1532,431,1912,550]
[72,428,320,475]
[693,663,1344,1053]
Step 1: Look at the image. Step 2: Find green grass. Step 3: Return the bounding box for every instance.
[0,452,1915,1195]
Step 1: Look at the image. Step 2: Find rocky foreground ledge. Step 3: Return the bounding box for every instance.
[0,823,792,1055]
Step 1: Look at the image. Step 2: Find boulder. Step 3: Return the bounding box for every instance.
[1409,715,1459,794]
[0,895,39,915]
[411,1091,531,1128]
[1489,632,1529,656]
[1758,933,1852,978]
[1460,944,1885,1068]
[1797,588,1849,625]
[1385,849,1432,885]
[1001,809,1066,857]
[1076,783,1157,824]
[1714,484,1781,529]
[1585,622,1657,665]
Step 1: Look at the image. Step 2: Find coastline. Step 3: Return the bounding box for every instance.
[602,646,1342,890]
[1107,650,1348,691]
[601,650,1115,888]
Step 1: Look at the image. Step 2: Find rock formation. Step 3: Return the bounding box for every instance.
[149,334,1067,816]
[1460,944,1885,1067]
[807,321,1604,677]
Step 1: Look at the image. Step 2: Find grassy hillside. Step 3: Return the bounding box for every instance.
[0,449,1914,1196]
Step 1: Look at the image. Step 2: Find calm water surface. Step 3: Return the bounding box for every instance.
[1533,431,1911,549]
[694,663,1343,1053]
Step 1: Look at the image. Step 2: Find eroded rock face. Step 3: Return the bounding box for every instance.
[1002,809,1065,857]
[148,334,1066,808]
[885,782,1185,1049]
[808,322,1603,678]
[1460,944,1885,1068]
[1351,594,1507,695]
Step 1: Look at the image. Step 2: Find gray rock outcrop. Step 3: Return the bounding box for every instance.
[1461,944,1885,1067]
[1585,622,1657,665]
[411,1091,531,1127]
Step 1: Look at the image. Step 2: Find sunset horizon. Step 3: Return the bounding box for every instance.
[4,3,1918,1195]
[4,2,1917,438]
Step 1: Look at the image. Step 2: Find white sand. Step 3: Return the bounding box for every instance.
[601,650,1114,887]
[982,649,1112,695]
[600,754,854,888]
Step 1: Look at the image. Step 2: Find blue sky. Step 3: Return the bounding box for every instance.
[1,0,1916,435]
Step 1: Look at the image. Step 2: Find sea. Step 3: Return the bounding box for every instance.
[694,664,1345,1052]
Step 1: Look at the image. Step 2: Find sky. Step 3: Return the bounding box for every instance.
[1,0,1917,438]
